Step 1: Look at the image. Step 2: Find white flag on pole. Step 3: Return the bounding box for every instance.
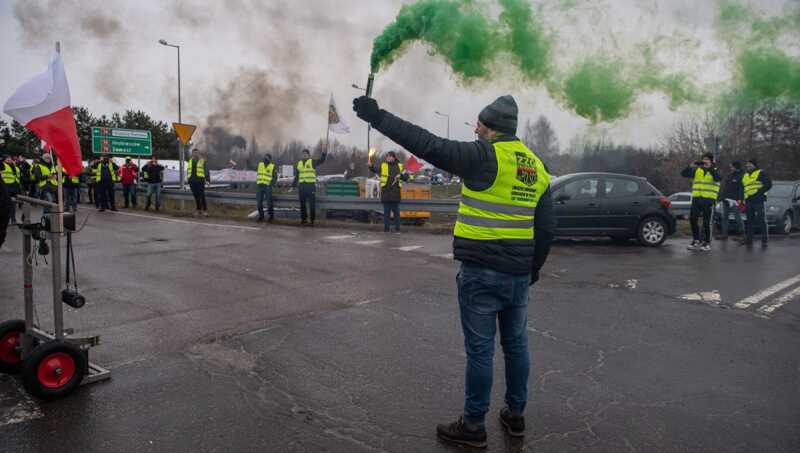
[328,94,350,134]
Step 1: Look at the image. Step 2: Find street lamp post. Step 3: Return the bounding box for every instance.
[159,39,184,190]
[351,84,371,152]
[435,111,450,139]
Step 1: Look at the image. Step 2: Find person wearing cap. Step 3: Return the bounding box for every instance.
[256,153,278,222]
[0,155,21,224]
[354,95,555,447]
[368,150,408,233]
[741,158,772,247]
[187,148,210,217]
[681,152,720,252]
[120,157,139,209]
[292,148,327,226]
[141,156,165,211]
[93,155,120,212]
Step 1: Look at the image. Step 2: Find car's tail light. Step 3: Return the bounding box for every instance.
[659,196,672,209]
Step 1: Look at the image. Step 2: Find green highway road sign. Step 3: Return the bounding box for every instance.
[91,127,153,156]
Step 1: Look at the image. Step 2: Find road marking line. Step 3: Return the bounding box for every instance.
[680,291,721,304]
[355,240,384,245]
[734,274,800,309]
[110,211,260,231]
[394,245,423,252]
[756,286,800,315]
[326,235,355,240]
[433,253,454,259]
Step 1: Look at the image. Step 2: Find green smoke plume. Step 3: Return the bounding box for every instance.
[370,0,550,82]
[561,60,635,123]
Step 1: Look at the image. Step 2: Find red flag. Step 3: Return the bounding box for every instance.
[3,53,82,176]
[405,155,423,173]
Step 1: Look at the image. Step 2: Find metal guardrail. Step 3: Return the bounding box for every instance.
[160,189,461,213]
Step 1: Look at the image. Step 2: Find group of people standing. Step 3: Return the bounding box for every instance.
[85,155,165,212]
[682,153,772,251]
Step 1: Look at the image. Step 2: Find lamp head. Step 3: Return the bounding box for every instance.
[159,39,168,46]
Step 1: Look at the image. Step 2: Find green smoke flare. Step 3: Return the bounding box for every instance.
[370,0,550,82]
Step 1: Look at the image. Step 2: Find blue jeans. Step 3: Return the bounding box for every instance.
[64,187,79,211]
[720,199,744,235]
[256,185,273,219]
[457,262,531,425]
[146,183,162,209]
[383,201,400,231]
[746,200,768,243]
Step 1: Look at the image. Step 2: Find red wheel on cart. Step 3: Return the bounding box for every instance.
[0,320,27,374]
[22,341,87,400]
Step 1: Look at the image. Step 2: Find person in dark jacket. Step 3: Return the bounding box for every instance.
[256,153,278,222]
[369,151,409,232]
[742,158,772,247]
[681,153,721,251]
[292,148,327,226]
[719,161,745,239]
[354,94,555,447]
[141,156,165,211]
[1,155,21,224]
[94,155,120,212]
[0,171,11,250]
[187,149,210,217]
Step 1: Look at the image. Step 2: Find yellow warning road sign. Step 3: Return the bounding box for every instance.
[172,123,197,146]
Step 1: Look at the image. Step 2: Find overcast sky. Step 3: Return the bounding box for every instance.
[0,0,793,153]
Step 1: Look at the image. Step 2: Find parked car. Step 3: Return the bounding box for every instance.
[668,192,692,219]
[551,173,676,246]
[715,180,800,235]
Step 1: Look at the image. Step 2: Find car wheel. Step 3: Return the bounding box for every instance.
[776,212,793,235]
[637,217,667,247]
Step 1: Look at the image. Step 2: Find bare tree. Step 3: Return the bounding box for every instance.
[522,115,559,159]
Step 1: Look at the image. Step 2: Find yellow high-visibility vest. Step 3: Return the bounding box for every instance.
[0,163,20,185]
[380,162,404,188]
[297,159,316,184]
[691,168,720,200]
[187,159,206,179]
[454,139,550,241]
[257,162,275,185]
[743,169,764,200]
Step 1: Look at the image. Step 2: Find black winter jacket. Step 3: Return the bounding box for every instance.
[371,111,555,276]
[721,169,744,201]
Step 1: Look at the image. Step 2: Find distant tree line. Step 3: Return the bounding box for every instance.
[3,102,797,193]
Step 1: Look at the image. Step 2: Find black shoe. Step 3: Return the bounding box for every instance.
[99,208,105,212]
[762,241,768,248]
[145,206,150,211]
[257,216,264,222]
[499,408,525,437]
[111,208,118,212]
[436,417,487,449]
[301,220,308,225]
[267,217,274,223]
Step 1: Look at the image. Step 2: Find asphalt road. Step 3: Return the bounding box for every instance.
[1,209,799,452]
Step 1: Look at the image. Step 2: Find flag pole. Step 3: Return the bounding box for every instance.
[54,41,64,234]
[325,94,331,155]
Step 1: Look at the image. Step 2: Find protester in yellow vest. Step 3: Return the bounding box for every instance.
[681,153,720,252]
[255,153,277,222]
[187,148,210,217]
[0,155,21,224]
[741,158,773,247]
[354,94,555,447]
[292,148,327,226]
[62,165,82,212]
[93,156,120,212]
[368,151,408,232]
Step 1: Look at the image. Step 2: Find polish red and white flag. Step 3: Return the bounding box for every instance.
[3,53,82,176]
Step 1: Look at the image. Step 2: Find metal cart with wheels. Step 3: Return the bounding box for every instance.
[0,194,110,400]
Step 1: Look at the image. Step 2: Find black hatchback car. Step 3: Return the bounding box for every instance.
[551,173,676,246]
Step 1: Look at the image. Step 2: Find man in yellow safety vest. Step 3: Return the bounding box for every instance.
[187,148,210,217]
[256,153,277,222]
[0,155,21,224]
[354,94,555,447]
[292,148,327,226]
[741,158,773,247]
[681,153,720,252]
